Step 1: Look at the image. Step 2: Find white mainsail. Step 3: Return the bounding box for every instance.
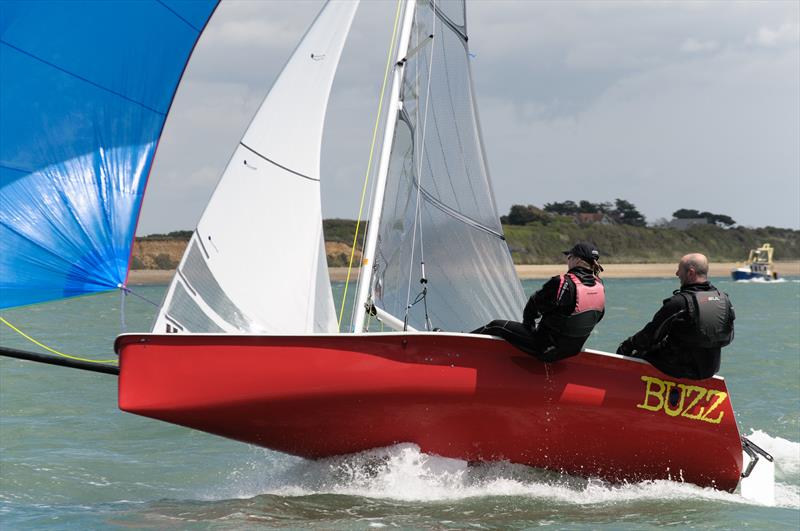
[153,1,359,334]
[355,0,525,331]
[356,0,526,332]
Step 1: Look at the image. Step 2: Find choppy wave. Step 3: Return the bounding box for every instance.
[210,432,799,509]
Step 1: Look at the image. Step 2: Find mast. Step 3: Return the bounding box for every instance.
[353,0,418,332]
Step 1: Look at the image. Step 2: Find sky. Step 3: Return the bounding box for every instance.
[137,0,800,234]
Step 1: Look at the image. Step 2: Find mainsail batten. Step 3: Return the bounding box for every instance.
[153,1,359,334]
[0,0,219,309]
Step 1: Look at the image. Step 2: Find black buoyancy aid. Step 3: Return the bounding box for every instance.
[540,273,606,339]
[675,290,734,348]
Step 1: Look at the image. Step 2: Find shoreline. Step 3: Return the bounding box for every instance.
[127,261,800,284]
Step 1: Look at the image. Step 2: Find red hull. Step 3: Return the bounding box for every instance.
[116,333,743,491]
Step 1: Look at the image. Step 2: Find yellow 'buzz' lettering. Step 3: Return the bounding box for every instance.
[678,384,707,420]
[699,390,727,424]
[636,376,666,412]
[663,380,684,417]
[636,376,728,425]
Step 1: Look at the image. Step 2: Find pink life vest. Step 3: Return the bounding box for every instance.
[544,273,606,338]
[565,272,605,314]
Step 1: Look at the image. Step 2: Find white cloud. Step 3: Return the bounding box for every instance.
[209,19,298,48]
[138,166,219,234]
[565,41,664,71]
[480,45,800,229]
[140,0,800,233]
[681,38,719,53]
[202,1,320,49]
[748,22,800,47]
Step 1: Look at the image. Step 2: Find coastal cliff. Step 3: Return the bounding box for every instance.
[131,240,360,270]
[132,220,799,270]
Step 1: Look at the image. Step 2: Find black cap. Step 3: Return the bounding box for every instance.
[563,242,601,263]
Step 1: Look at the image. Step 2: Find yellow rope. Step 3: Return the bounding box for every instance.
[0,317,118,364]
[337,0,404,330]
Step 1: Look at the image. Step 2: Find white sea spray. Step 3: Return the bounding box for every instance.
[213,439,800,509]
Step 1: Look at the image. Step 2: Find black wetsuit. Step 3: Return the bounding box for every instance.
[618,282,735,380]
[472,267,605,362]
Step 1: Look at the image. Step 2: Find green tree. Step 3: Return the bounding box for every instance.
[699,211,736,227]
[502,204,549,225]
[613,198,646,226]
[139,230,193,241]
[673,209,701,219]
[712,214,736,227]
[543,200,578,215]
[673,208,736,227]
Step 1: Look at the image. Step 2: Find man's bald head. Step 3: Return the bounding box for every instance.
[677,253,709,286]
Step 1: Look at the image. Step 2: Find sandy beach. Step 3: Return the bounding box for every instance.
[515,261,800,279]
[126,261,800,284]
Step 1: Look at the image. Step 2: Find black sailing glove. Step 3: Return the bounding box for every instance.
[616,339,637,357]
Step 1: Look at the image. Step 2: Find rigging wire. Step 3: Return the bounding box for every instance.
[118,284,161,308]
[118,283,163,333]
[403,0,437,330]
[120,287,127,332]
[349,147,380,333]
[0,316,118,364]
[338,0,404,331]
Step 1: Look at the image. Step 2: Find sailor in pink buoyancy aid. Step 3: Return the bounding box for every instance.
[472,242,606,361]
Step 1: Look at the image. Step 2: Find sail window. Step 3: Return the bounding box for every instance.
[164,316,184,334]
[166,282,225,333]
[181,241,253,331]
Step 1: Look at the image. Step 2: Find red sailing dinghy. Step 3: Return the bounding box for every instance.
[116,0,763,495]
[117,333,743,491]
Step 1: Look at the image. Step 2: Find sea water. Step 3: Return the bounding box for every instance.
[1,277,798,529]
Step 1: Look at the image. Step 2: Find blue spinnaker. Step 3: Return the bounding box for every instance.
[0,0,218,309]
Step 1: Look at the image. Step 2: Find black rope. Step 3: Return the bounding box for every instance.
[422,286,432,331]
[404,288,424,331]
[405,278,433,331]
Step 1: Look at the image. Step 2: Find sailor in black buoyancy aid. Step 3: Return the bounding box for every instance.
[617,253,735,380]
[472,242,606,362]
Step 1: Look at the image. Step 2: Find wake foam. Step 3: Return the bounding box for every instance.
[744,429,800,508]
[733,277,787,283]
[747,429,799,477]
[210,437,799,509]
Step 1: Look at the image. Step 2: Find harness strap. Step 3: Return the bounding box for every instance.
[556,274,569,303]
